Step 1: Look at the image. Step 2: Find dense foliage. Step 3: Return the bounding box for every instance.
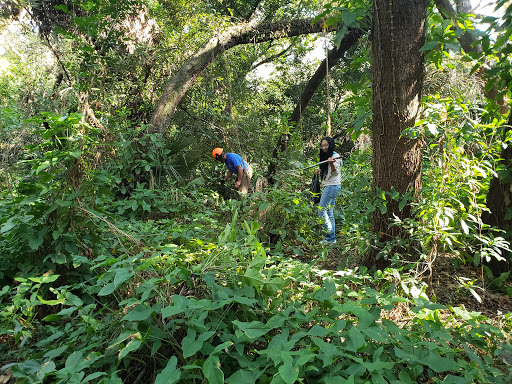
[1,0,512,383]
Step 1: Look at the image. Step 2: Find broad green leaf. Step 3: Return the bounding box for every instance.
[114,268,133,286]
[362,326,388,343]
[242,268,265,288]
[278,356,299,384]
[161,295,189,318]
[65,351,84,369]
[1,220,16,233]
[84,372,107,382]
[324,376,354,384]
[29,274,60,284]
[65,292,83,307]
[155,356,181,384]
[43,345,68,360]
[311,338,338,367]
[420,41,440,52]
[98,282,116,296]
[308,324,331,337]
[119,335,142,360]
[341,11,358,27]
[0,285,10,297]
[37,296,65,305]
[212,341,233,354]
[347,327,365,351]
[182,330,215,358]
[233,320,269,339]
[29,235,44,250]
[42,314,62,322]
[203,355,224,384]
[122,304,154,322]
[36,361,56,381]
[226,370,257,384]
[69,150,82,158]
[422,352,459,373]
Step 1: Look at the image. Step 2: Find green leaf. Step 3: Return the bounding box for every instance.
[347,326,365,351]
[114,268,133,286]
[29,274,60,283]
[278,356,299,384]
[203,355,224,384]
[119,334,142,360]
[341,11,358,27]
[42,314,62,322]
[233,320,270,339]
[422,352,459,373]
[36,361,56,381]
[43,345,68,360]
[182,329,215,358]
[155,356,181,384]
[65,351,84,369]
[334,25,348,47]
[461,219,469,235]
[1,219,16,233]
[242,268,265,288]
[29,235,44,250]
[161,295,189,318]
[420,41,440,52]
[226,370,257,384]
[308,324,331,337]
[98,282,116,296]
[84,372,106,382]
[122,304,154,322]
[65,292,83,307]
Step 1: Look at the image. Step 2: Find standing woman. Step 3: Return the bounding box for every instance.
[315,137,341,244]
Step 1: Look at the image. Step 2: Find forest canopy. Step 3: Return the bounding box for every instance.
[1,0,512,383]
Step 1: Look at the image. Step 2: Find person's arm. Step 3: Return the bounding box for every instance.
[328,157,336,173]
[234,165,243,187]
[225,170,233,181]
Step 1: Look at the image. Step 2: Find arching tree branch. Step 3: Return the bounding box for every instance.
[149,18,326,134]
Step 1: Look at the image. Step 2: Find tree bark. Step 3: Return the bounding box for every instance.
[149,18,325,134]
[266,26,366,181]
[482,109,512,273]
[365,0,427,269]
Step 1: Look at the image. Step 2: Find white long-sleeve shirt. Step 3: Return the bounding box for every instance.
[321,152,342,186]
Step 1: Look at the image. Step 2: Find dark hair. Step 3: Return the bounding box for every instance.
[319,136,335,180]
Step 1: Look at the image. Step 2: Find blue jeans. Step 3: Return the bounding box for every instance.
[318,184,341,242]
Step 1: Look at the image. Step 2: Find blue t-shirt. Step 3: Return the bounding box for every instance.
[225,153,248,174]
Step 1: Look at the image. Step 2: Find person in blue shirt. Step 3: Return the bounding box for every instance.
[212,148,253,195]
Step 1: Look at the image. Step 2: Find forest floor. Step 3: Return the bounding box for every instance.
[312,246,512,321]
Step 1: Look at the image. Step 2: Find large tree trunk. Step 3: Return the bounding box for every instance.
[266,26,366,181]
[149,18,325,134]
[482,110,512,273]
[365,0,427,269]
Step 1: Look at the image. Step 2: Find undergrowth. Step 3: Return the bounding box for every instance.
[1,115,512,383]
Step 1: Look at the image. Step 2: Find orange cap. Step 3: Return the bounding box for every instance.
[212,147,223,160]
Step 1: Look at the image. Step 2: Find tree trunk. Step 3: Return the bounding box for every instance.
[149,18,325,134]
[482,109,512,273]
[266,26,366,181]
[365,0,427,269]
